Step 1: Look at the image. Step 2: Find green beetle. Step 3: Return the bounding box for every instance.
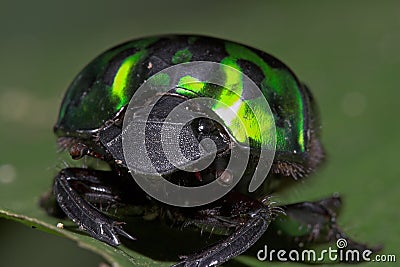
[42,35,376,266]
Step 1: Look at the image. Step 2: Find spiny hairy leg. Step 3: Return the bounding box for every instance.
[270,195,380,262]
[172,194,277,267]
[54,168,136,246]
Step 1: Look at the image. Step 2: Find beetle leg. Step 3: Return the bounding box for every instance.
[172,194,275,267]
[273,194,343,244]
[53,167,136,246]
[270,195,380,260]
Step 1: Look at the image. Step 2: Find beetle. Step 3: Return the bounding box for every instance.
[41,35,376,266]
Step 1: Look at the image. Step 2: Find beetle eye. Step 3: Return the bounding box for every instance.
[193,118,229,145]
[197,119,217,135]
[185,118,231,164]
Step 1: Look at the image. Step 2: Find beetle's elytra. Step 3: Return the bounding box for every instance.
[42,35,377,266]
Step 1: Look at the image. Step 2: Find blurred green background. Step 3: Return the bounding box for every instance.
[0,0,399,266]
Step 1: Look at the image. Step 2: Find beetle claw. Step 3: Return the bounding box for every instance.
[114,223,136,241]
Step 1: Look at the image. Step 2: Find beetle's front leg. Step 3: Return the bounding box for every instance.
[173,211,272,267]
[172,193,276,267]
[53,167,136,246]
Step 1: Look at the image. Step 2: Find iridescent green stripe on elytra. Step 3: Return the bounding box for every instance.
[176,75,206,99]
[108,37,158,110]
[176,70,273,148]
[225,42,305,152]
[218,58,242,106]
[218,57,275,147]
[111,50,146,110]
[216,59,262,146]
